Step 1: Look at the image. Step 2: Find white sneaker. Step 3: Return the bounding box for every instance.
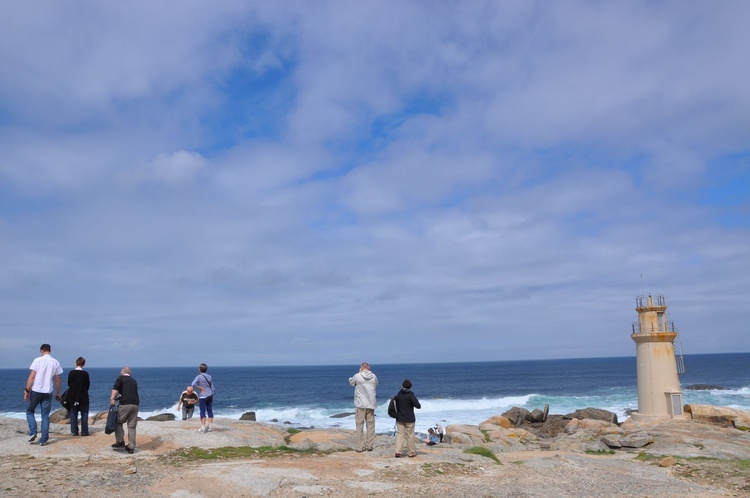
[208,425,213,432]
[197,427,204,433]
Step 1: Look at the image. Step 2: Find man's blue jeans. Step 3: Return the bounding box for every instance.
[26,391,52,443]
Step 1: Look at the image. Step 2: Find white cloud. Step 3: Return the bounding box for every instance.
[0,1,748,367]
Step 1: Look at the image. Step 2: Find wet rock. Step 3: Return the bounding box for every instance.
[240,412,256,421]
[329,412,355,419]
[146,413,175,421]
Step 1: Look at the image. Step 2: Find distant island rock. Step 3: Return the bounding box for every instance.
[685,384,725,391]
[330,412,355,418]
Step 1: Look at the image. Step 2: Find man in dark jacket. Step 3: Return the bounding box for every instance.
[394,379,421,458]
[110,367,140,454]
[67,357,90,436]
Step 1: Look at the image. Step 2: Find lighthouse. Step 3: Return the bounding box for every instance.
[630,294,684,421]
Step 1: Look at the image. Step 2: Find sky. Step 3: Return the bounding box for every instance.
[1,1,749,369]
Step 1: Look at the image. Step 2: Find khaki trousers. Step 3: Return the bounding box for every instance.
[115,404,139,450]
[355,408,376,451]
[395,421,416,456]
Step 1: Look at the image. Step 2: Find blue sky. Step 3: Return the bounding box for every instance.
[1,1,748,368]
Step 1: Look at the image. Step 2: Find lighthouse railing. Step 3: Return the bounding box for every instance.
[675,339,686,375]
[631,320,677,334]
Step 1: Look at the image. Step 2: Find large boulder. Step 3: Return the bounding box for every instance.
[565,408,618,425]
[240,411,257,421]
[445,424,486,445]
[564,418,616,433]
[542,414,570,437]
[479,415,512,429]
[684,404,750,428]
[146,413,176,421]
[50,408,69,424]
[502,407,531,427]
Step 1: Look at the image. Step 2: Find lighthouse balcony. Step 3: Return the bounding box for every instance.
[631,321,677,334]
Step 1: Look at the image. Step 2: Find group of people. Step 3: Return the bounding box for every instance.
[25,348,435,457]
[23,344,216,454]
[349,362,443,458]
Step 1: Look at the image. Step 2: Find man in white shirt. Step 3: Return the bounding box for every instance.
[24,344,63,446]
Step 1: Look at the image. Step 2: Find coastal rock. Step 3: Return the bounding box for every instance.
[684,404,750,428]
[541,415,569,437]
[685,384,724,391]
[620,418,639,431]
[50,408,69,424]
[565,419,615,433]
[530,408,546,423]
[92,411,109,423]
[240,412,256,421]
[601,435,623,448]
[659,456,677,467]
[502,407,531,427]
[445,424,486,445]
[619,433,653,448]
[330,412,355,419]
[479,416,512,429]
[146,413,176,422]
[565,408,618,425]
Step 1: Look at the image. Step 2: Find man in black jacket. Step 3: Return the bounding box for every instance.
[394,379,421,458]
[110,367,140,454]
[67,357,90,436]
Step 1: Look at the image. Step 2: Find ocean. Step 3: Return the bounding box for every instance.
[3,353,748,436]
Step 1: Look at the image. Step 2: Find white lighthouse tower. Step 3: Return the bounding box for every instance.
[630,294,684,421]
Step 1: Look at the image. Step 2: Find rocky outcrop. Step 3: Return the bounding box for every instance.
[50,408,69,424]
[446,423,537,451]
[565,408,618,425]
[502,407,531,426]
[684,404,750,429]
[479,415,512,429]
[602,433,653,449]
[146,413,176,421]
[564,418,616,433]
[240,411,257,421]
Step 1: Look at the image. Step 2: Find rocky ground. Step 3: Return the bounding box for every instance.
[0,414,748,497]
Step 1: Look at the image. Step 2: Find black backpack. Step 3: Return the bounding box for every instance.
[387,395,398,418]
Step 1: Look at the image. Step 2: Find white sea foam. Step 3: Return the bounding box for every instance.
[6,388,749,436]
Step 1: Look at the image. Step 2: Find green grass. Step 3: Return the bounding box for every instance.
[284,427,302,444]
[172,445,321,460]
[463,446,501,464]
[636,452,666,462]
[585,449,615,455]
[480,429,491,443]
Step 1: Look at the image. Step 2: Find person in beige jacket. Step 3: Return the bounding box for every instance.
[349,362,379,452]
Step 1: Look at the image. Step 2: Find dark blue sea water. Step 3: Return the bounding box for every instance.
[3,354,748,435]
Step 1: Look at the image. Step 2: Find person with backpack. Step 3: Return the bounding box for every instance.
[348,362,378,452]
[393,379,421,458]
